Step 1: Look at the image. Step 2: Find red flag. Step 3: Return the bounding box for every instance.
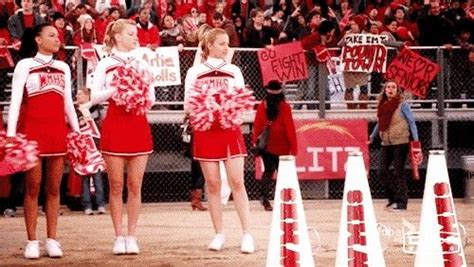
[410,141,423,180]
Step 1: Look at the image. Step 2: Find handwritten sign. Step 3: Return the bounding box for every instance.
[91,45,181,87]
[340,34,388,73]
[385,48,440,98]
[258,42,308,85]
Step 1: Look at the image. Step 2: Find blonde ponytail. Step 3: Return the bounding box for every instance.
[103,19,136,54]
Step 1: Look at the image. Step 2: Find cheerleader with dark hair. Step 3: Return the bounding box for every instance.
[7,23,80,259]
[252,80,297,211]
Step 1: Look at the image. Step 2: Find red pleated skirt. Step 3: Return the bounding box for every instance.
[18,92,68,156]
[193,123,247,161]
[99,101,153,156]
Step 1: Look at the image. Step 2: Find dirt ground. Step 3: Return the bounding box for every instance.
[0,199,472,267]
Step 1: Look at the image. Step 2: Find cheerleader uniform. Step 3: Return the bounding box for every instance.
[184,57,247,161]
[7,53,80,156]
[91,49,155,156]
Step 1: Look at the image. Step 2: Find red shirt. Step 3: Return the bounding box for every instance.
[252,101,298,156]
[137,22,161,46]
[23,13,34,28]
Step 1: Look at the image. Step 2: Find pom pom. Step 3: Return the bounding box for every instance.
[186,82,255,131]
[67,132,106,176]
[0,131,39,175]
[111,61,153,115]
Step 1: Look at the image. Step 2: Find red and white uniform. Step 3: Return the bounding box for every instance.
[7,53,80,156]
[184,57,247,161]
[91,49,155,156]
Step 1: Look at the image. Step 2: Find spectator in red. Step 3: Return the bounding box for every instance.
[174,0,194,19]
[95,9,110,44]
[0,0,11,45]
[51,12,72,61]
[65,4,98,32]
[252,80,297,211]
[211,12,240,47]
[367,8,382,27]
[74,14,96,45]
[197,11,207,26]
[8,0,45,41]
[365,0,389,22]
[136,7,160,49]
[189,6,200,26]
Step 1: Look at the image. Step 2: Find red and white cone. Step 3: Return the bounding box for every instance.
[414,150,467,267]
[335,151,386,267]
[266,155,314,267]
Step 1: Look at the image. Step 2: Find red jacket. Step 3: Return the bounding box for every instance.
[137,22,161,46]
[252,101,297,156]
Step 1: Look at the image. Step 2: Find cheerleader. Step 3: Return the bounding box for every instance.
[7,24,80,259]
[90,19,155,255]
[184,28,255,254]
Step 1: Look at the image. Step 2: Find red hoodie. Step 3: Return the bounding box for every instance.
[137,21,161,46]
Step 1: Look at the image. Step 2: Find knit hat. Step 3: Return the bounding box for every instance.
[266,80,283,94]
[77,14,94,29]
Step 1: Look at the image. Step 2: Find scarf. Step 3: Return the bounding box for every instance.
[377,96,401,132]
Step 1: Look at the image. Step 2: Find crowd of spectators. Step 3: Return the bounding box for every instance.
[0,0,472,52]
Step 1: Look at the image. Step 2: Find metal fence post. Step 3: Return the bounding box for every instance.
[76,49,83,91]
[318,63,327,119]
[436,47,447,152]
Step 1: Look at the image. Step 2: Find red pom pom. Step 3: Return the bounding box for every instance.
[111,61,153,115]
[67,132,106,176]
[186,82,255,131]
[0,131,39,175]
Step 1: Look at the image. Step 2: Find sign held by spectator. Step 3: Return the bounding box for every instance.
[139,46,181,87]
[385,48,440,98]
[340,34,388,73]
[257,42,308,85]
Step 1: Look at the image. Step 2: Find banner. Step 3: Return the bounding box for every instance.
[256,119,369,180]
[90,45,181,87]
[257,41,308,86]
[340,34,388,73]
[385,48,440,98]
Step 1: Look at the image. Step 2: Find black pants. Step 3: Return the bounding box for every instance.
[259,151,280,200]
[379,144,409,206]
[190,159,205,190]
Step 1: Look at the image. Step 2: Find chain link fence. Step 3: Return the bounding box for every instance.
[0,46,472,204]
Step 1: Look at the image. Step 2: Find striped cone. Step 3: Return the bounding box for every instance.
[266,155,314,267]
[335,151,385,267]
[414,150,467,267]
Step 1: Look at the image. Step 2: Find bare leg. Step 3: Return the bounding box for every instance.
[24,160,42,241]
[44,156,65,239]
[223,157,250,233]
[104,155,126,237]
[126,155,148,237]
[199,161,222,233]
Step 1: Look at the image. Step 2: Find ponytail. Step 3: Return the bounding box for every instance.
[19,23,52,59]
[103,19,136,54]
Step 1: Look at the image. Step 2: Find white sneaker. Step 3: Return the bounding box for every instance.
[208,233,225,251]
[3,208,16,217]
[97,206,106,214]
[24,240,40,259]
[113,236,126,255]
[45,238,63,258]
[84,208,93,215]
[240,233,255,254]
[126,236,140,255]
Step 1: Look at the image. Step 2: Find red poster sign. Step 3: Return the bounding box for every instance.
[385,48,440,98]
[256,119,369,180]
[257,42,308,86]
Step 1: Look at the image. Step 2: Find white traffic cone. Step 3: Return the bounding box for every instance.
[414,150,467,267]
[266,155,314,267]
[335,151,385,267]
[220,161,232,205]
